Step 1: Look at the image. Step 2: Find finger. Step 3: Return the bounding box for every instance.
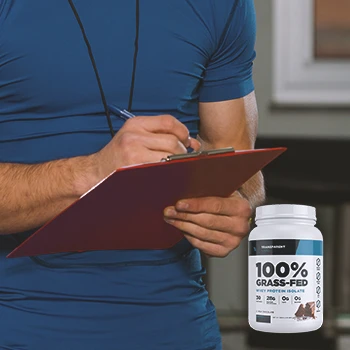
[164,217,241,246]
[189,137,201,152]
[142,133,187,154]
[165,216,227,244]
[126,115,191,148]
[183,234,239,258]
[164,207,232,232]
[146,152,181,163]
[175,196,252,218]
[123,150,178,165]
[164,208,250,237]
[174,197,233,216]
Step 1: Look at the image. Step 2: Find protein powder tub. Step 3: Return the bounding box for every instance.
[248,204,323,333]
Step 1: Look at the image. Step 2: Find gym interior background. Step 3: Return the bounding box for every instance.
[207,1,350,349]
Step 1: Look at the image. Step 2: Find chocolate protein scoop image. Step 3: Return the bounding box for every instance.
[295,302,316,319]
[295,304,305,318]
[304,302,316,319]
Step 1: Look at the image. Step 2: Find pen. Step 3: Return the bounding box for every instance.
[108,104,194,153]
[107,104,135,121]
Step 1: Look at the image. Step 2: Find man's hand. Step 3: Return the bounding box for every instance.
[92,115,201,182]
[163,192,252,258]
[0,115,201,235]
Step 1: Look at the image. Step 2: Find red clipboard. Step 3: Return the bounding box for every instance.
[8,147,286,258]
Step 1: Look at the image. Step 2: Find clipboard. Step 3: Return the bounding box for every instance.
[8,147,286,258]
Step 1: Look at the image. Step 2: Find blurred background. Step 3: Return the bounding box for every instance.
[206,1,350,349]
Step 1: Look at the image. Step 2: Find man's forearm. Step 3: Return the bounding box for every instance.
[0,155,99,235]
[238,171,265,211]
[197,134,265,211]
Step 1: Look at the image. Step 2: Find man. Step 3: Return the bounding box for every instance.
[0,0,263,349]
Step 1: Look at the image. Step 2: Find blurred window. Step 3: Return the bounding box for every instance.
[273,0,350,106]
[315,0,350,59]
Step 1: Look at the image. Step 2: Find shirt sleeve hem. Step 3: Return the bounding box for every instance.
[198,80,255,103]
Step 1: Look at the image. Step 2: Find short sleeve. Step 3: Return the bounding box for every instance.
[199,0,256,102]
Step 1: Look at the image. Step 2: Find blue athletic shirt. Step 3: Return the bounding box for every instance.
[0,1,256,349]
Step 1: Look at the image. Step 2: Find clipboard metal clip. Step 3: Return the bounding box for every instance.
[161,146,235,162]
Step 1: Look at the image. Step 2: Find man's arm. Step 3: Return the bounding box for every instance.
[0,156,99,235]
[162,0,259,257]
[163,92,265,257]
[0,115,199,235]
[198,91,265,209]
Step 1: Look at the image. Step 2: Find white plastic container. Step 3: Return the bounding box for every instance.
[248,204,323,333]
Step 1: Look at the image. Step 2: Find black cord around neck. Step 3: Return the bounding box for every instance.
[67,0,115,138]
[128,0,140,112]
[67,0,141,139]
[11,2,141,261]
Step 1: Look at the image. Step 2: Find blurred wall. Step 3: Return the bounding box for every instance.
[209,0,350,315]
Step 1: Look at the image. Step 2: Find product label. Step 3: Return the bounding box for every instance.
[249,239,323,324]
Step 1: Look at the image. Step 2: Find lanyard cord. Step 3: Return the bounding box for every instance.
[128,0,140,112]
[10,1,141,264]
[67,0,140,139]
